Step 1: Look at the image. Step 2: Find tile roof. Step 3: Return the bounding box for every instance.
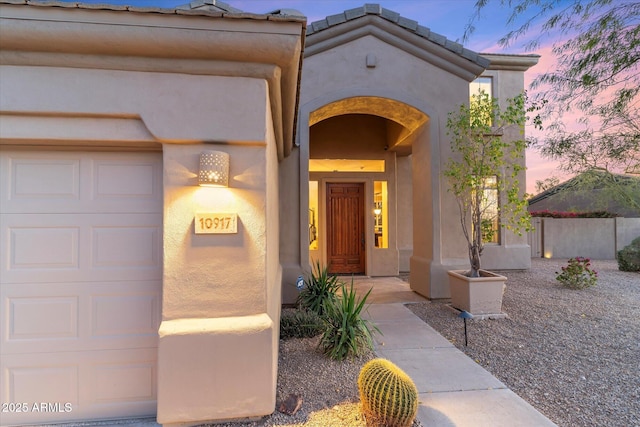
[307,3,490,68]
[0,0,306,22]
[179,0,243,13]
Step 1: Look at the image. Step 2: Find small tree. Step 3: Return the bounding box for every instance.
[444,91,532,277]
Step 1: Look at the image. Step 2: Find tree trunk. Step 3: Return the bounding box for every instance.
[470,244,481,277]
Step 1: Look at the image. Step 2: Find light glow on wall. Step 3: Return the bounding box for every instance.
[193,186,236,208]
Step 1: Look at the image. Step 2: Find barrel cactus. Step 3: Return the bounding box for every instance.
[358,358,418,427]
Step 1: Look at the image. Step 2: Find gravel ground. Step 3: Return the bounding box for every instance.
[211,333,373,427]
[211,258,637,427]
[406,258,639,427]
[212,324,422,427]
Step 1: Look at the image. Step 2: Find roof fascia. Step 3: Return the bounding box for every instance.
[0,3,305,159]
[480,53,540,71]
[305,15,486,82]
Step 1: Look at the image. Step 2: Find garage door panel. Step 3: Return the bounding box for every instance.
[0,349,156,426]
[0,150,162,424]
[8,295,79,340]
[2,281,160,354]
[92,225,160,269]
[93,160,158,200]
[6,157,81,201]
[91,292,159,338]
[1,213,162,284]
[4,363,80,406]
[0,152,162,214]
[8,226,80,271]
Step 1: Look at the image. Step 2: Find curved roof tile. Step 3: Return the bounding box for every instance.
[307,3,490,69]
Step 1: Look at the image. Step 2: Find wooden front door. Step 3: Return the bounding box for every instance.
[326,182,365,274]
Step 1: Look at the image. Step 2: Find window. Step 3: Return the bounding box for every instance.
[470,76,493,126]
[470,76,492,98]
[373,181,388,248]
[476,176,499,244]
[309,181,318,250]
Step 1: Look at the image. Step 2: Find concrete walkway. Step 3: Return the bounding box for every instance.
[358,276,557,427]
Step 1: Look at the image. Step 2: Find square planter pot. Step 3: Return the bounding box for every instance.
[447,270,507,316]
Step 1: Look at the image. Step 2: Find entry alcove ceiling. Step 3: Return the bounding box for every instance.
[309,96,428,156]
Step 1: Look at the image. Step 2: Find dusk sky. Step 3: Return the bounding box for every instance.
[74,0,572,194]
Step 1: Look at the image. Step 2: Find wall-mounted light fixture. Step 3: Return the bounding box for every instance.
[199,151,229,187]
[373,208,382,216]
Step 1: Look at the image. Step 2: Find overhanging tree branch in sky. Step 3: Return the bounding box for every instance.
[465,0,640,211]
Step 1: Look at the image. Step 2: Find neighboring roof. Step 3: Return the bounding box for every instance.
[528,172,640,217]
[306,3,490,70]
[0,0,306,23]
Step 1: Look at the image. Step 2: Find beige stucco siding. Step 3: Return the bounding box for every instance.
[0,66,268,144]
[396,155,413,271]
[301,35,466,111]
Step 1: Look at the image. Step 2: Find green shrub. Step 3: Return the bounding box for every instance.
[618,237,640,272]
[297,260,341,316]
[358,358,418,427]
[280,309,324,340]
[556,257,598,289]
[319,281,379,361]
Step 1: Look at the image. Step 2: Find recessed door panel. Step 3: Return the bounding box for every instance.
[326,183,365,274]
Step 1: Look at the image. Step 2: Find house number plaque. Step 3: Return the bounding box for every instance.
[195,213,237,234]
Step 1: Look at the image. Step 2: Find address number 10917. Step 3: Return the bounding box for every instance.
[195,213,237,234]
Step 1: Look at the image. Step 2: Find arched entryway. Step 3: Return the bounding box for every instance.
[301,94,430,277]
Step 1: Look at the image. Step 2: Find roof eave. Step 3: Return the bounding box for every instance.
[480,53,541,71]
[0,1,306,160]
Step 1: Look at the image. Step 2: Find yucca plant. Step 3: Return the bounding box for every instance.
[297,260,341,316]
[319,280,379,361]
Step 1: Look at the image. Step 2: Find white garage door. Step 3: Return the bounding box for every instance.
[0,151,162,426]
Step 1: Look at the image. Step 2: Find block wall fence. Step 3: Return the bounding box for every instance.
[528,217,640,260]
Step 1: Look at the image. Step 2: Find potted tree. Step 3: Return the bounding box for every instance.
[443,91,532,315]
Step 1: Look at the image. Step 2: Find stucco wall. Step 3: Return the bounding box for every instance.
[159,134,281,423]
[150,80,283,425]
[617,218,640,250]
[278,147,303,305]
[396,155,413,272]
[0,66,268,145]
[542,218,616,259]
[531,217,640,259]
